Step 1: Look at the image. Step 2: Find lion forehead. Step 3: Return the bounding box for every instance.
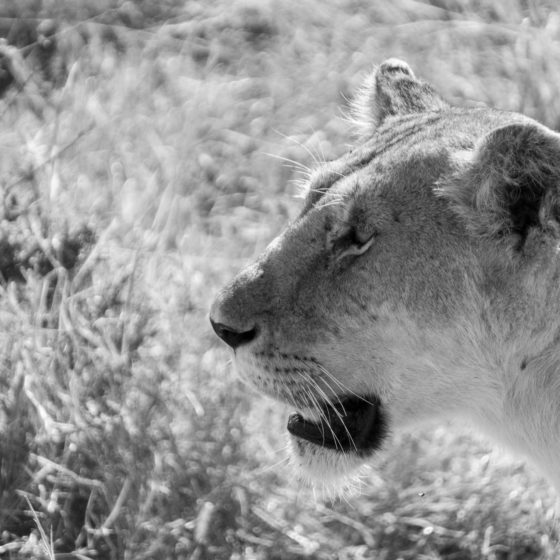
[301,109,502,215]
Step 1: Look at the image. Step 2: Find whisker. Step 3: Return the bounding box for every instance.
[315,374,347,413]
[312,380,358,454]
[305,373,350,453]
[272,128,326,167]
[260,152,313,175]
[255,453,291,475]
[314,362,375,406]
[307,390,329,444]
[312,372,368,454]
[314,198,346,210]
[302,376,332,444]
[307,169,346,188]
[312,372,348,404]
[302,373,340,448]
[305,370,359,453]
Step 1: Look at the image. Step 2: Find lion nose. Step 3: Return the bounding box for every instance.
[210,317,258,349]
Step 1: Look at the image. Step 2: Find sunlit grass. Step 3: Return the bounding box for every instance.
[0,1,559,558]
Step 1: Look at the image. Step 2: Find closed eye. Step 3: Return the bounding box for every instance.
[336,227,377,260]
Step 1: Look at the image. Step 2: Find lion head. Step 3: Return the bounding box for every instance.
[210,59,560,492]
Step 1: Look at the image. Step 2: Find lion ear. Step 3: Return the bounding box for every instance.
[351,58,448,138]
[442,122,560,246]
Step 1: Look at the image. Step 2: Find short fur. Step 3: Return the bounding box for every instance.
[210,59,560,494]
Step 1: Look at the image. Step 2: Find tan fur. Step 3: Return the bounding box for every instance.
[210,59,560,494]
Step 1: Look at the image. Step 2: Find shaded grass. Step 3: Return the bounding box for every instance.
[0,0,559,558]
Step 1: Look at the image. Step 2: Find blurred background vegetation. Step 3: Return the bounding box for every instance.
[0,0,559,558]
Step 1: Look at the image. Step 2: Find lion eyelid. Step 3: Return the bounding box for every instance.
[336,231,376,260]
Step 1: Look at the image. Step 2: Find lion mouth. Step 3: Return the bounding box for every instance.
[287,394,386,455]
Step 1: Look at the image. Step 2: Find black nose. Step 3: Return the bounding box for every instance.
[210,318,257,349]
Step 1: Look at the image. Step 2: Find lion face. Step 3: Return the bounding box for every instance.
[210,59,560,487]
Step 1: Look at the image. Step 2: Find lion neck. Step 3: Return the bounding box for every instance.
[495,349,560,494]
[476,261,560,493]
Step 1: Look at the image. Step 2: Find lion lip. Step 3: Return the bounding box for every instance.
[287,394,386,455]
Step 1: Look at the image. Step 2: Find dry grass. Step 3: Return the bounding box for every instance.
[0,0,559,558]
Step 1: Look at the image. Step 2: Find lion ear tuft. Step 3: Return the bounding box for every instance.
[441,122,560,247]
[350,58,448,139]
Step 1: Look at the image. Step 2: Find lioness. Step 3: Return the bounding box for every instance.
[210,59,560,493]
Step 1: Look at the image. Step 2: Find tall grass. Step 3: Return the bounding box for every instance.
[0,0,559,558]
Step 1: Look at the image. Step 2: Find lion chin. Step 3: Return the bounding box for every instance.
[287,436,369,496]
[282,395,388,493]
